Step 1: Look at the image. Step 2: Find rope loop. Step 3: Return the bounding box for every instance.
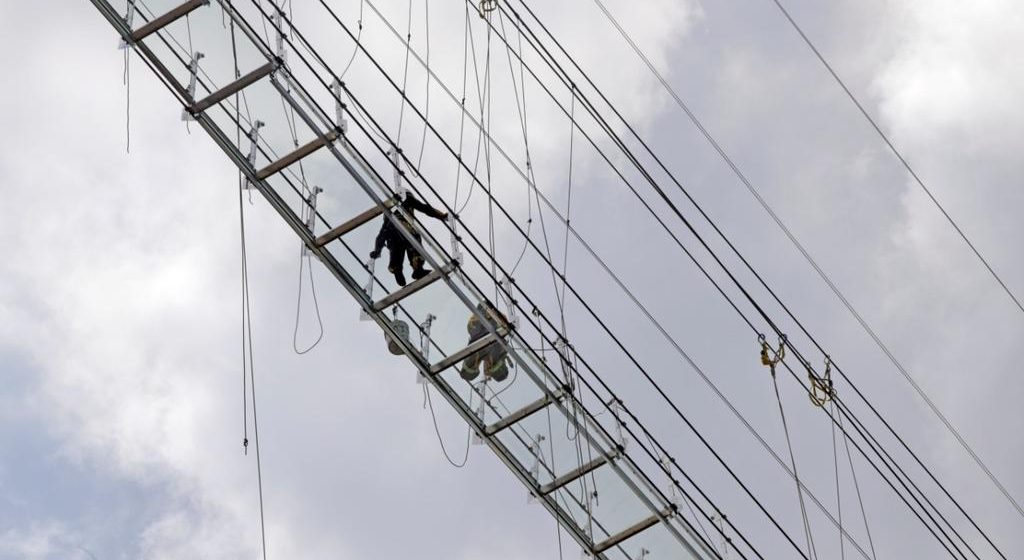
[809,355,835,407]
[759,335,786,376]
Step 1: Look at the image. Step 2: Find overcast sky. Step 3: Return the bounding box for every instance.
[1,0,1022,559]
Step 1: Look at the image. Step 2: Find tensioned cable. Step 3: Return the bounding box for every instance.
[230,19,269,559]
[235,6,954,556]
[768,0,1024,520]
[414,0,431,169]
[338,0,364,78]
[771,356,820,559]
[454,5,979,556]
[315,4,890,557]
[591,0,1023,536]
[489,7,593,498]
[481,8,971,556]
[239,5,950,560]
[768,0,1024,319]
[258,8,753,556]
[830,398,847,560]
[841,404,879,560]
[133,36,641,560]
[501,3,1003,556]
[395,0,414,146]
[291,7,813,557]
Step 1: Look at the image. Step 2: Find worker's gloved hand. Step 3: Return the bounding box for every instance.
[369,249,381,259]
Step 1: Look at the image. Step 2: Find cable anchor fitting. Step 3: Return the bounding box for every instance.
[478,0,498,17]
[808,355,835,407]
[759,334,786,377]
[244,120,265,190]
[302,186,323,256]
[119,0,137,49]
[181,51,205,121]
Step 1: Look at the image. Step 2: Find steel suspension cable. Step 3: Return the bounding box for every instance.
[255,6,756,556]
[593,0,1023,539]
[498,4,1006,557]
[768,0,1024,319]
[294,6,921,556]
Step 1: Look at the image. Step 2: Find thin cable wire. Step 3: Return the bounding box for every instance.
[263,11,747,554]
[499,4,1004,556]
[235,6,946,556]
[415,0,431,169]
[122,43,131,153]
[768,0,1024,316]
[297,15,779,557]
[331,6,954,556]
[292,248,325,354]
[768,357,819,560]
[395,0,414,146]
[339,0,365,78]
[585,0,1012,553]
[231,21,269,557]
[831,399,847,560]
[305,7,864,556]
[768,0,1024,519]
[424,384,471,467]
[841,405,879,560]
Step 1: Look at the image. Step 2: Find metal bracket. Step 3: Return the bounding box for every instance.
[418,314,436,373]
[528,433,546,486]
[245,120,265,190]
[272,7,288,66]
[449,213,464,266]
[118,0,137,49]
[180,51,205,121]
[332,79,348,135]
[301,186,323,256]
[472,379,488,445]
[360,257,376,321]
[389,148,407,198]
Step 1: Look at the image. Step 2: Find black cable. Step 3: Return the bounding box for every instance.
[498,3,1004,557]
[586,1,1011,556]
[249,6,748,557]
[234,6,958,560]
[263,5,786,557]
[274,3,913,556]
[769,0,1024,319]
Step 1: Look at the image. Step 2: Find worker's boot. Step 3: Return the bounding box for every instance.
[484,353,509,382]
[389,265,407,287]
[410,254,431,281]
[460,359,480,381]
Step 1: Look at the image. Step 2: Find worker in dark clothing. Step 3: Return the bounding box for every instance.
[460,302,511,382]
[369,194,448,286]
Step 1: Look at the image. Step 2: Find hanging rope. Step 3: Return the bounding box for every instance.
[560,86,575,311]
[232,21,269,558]
[760,335,818,560]
[123,47,131,153]
[423,384,472,468]
[292,246,325,354]
[395,0,414,146]
[840,406,879,560]
[831,398,846,560]
[415,0,432,169]
[809,356,834,407]
[455,2,489,215]
[339,0,365,78]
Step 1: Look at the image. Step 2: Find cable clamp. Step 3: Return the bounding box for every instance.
[119,0,137,49]
[244,120,265,190]
[759,334,786,377]
[808,355,835,407]
[181,51,205,121]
